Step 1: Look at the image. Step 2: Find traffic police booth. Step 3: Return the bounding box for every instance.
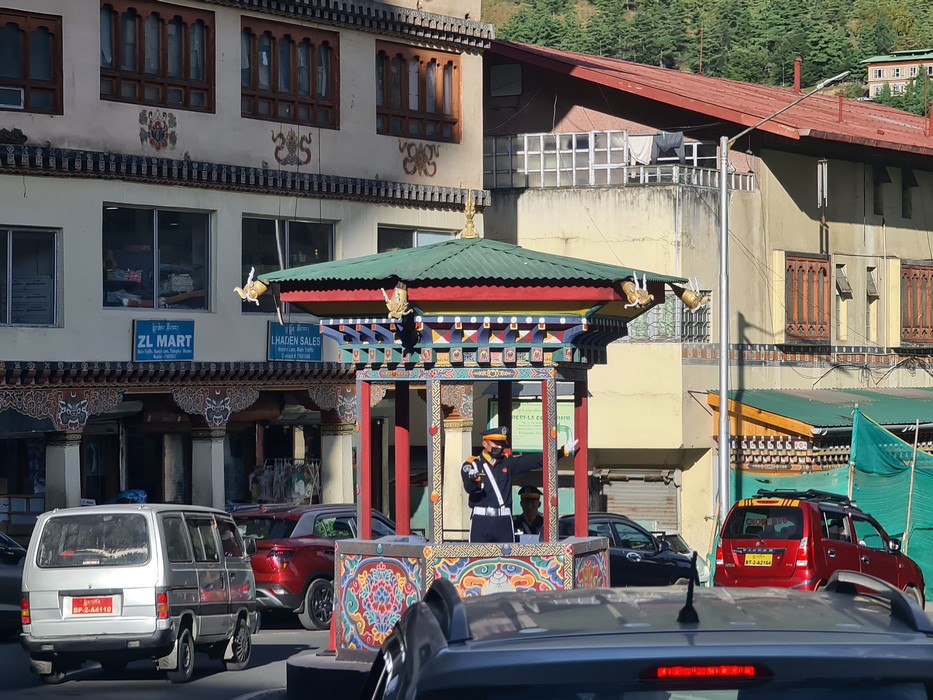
[253,202,691,660]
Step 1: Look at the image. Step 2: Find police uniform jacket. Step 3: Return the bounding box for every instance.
[461,451,543,510]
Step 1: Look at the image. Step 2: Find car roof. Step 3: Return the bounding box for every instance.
[232,503,383,519]
[559,511,639,523]
[43,503,228,517]
[380,573,933,697]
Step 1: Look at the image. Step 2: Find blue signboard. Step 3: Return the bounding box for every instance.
[133,319,195,361]
[268,322,322,361]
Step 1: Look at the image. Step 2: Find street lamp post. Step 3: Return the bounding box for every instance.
[717,70,851,520]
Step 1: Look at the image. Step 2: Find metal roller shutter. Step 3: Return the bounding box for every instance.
[601,469,679,532]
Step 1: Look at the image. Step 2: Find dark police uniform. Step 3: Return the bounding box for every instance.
[461,427,544,543]
[513,484,544,536]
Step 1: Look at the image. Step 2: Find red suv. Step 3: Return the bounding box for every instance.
[234,503,395,630]
[715,488,925,606]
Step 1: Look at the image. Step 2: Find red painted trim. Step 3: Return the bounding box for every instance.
[280,285,623,304]
[574,381,589,539]
[358,381,372,540]
[394,385,411,536]
[542,378,552,543]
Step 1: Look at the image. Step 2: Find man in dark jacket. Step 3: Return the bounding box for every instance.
[513,485,544,536]
[461,426,576,543]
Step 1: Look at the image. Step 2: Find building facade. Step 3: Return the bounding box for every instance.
[0,0,491,532]
[482,41,933,559]
[862,48,933,98]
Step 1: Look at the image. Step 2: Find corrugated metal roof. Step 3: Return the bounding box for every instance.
[862,50,933,64]
[492,41,933,158]
[259,236,685,286]
[729,388,933,429]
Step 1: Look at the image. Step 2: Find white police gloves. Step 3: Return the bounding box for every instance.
[561,434,579,457]
[462,460,481,481]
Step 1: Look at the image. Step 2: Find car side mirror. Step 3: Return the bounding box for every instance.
[658,539,673,553]
[0,546,24,565]
[244,536,258,556]
[888,538,901,553]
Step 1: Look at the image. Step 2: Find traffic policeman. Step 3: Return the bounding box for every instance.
[461,426,577,543]
[513,485,544,536]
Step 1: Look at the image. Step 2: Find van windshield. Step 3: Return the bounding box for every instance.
[37,513,150,568]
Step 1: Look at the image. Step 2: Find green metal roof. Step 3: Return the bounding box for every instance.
[861,49,933,64]
[259,237,685,287]
[729,388,933,429]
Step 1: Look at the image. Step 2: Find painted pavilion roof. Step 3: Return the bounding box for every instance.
[260,237,683,288]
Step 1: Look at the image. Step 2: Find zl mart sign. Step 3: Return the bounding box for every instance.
[268,321,322,361]
[133,319,195,361]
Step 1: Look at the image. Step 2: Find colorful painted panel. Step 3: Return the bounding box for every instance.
[435,556,565,595]
[339,554,423,653]
[574,550,610,588]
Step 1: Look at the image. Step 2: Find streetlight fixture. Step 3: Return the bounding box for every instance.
[717,70,851,520]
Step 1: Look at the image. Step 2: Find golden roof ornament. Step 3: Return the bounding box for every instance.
[457,190,479,239]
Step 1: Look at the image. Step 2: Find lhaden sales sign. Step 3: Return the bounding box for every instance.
[134,320,195,361]
[268,321,322,361]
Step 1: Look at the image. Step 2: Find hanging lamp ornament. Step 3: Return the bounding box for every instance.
[457,189,479,239]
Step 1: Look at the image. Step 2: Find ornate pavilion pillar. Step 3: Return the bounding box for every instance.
[45,431,83,509]
[442,384,474,541]
[310,385,358,504]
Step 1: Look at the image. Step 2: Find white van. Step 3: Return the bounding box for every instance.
[20,504,260,684]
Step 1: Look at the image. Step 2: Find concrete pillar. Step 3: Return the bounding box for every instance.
[45,431,83,509]
[191,428,226,509]
[321,418,355,504]
[443,416,474,541]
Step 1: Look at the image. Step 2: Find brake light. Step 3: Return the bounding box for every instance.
[21,594,30,625]
[156,589,169,619]
[715,543,723,566]
[643,664,767,680]
[796,535,809,568]
[268,547,294,572]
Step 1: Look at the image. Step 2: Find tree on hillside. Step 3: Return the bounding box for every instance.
[498,0,590,52]
[874,71,933,116]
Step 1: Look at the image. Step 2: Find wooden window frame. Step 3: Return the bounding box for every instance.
[901,264,933,344]
[100,0,215,113]
[785,255,830,343]
[240,17,339,129]
[376,41,461,144]
[0,9,63,114]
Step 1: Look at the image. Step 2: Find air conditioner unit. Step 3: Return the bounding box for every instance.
[0,86,24,109]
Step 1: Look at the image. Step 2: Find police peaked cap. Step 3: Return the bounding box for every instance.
[482,426,509,443]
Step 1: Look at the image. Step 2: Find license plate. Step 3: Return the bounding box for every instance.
[71,596,114,615]
[744,553,773,567]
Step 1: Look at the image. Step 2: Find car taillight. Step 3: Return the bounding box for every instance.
[21,594,30,625]
[643,664,769,680]
[796,536,809,568]
[715,543,723,566]
[268,547,294,572]
[156,589,169,620]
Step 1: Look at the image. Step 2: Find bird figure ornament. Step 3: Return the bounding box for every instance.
[234,266,266,306]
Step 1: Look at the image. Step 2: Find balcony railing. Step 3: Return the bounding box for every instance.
[483,130,755,192]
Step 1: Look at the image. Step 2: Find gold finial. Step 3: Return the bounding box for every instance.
[457,189,479,239]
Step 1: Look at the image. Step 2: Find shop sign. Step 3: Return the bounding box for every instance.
[488,398,575,453]
[268,321,322,361]
[133,319,194,361]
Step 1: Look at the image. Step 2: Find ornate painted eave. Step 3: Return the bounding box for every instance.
[203,0,495,50]
[0,360,355,389]
[0,145,491,209]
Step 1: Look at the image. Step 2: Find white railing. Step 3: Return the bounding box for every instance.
[483,130,755,192]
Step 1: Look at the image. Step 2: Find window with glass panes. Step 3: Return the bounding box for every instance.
[377,227,453,253]
[100,0,214,112]
[375,42,460,143]
[0,227,58,326]
[241,218,334,314]
[241,18,338,128]
[102,207,210,310]
[0,10,62,114]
